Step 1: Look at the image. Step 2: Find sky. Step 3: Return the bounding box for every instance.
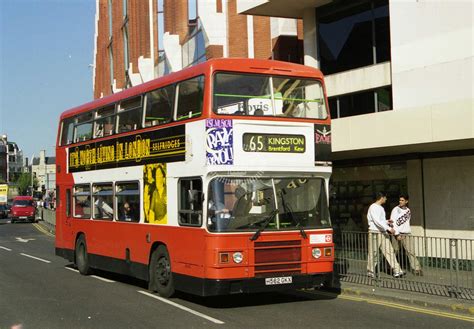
[0,0,96,161]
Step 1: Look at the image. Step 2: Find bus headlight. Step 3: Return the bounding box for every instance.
[312,248,321,259]
[233,252,243,264]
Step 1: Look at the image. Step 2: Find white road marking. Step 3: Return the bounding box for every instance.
[20,253,51,263]
[15,237,35,243]
[65,267,79,273]
[0,246,12,251]
[91,275,115,283]
[138,290,225,324]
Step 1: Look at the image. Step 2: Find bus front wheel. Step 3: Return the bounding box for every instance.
[149,246,175,298]
[75,235,91,275]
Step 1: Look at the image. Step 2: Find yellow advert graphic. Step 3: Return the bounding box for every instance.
[144,163,167,225]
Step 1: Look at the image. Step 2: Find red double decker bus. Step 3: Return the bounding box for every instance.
[55,58,333,297]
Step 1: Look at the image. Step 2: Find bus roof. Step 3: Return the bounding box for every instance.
[60,58,324,120]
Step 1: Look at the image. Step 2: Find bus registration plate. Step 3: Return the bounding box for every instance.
[265,276,292,285]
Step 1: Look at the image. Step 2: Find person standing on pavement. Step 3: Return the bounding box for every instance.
[367,191,404,278]
[391,194,423,275]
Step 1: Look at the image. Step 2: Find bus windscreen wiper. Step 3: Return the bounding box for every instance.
[250,209,278,241]
[280,190,307,239]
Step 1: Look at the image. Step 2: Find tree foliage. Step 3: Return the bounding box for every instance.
[16,173,38,195]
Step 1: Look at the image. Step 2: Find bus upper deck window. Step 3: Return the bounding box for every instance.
[213,73,328,119]
[61,118,75,145]
[74,112,94,143]
[117,97,142,133]
[144,85,174,127]
[176,76,204,121]
[213,73,272,116]
[94,105,115,138]
[272,77,327,119]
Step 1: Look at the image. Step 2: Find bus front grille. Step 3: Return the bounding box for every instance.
[254,240,302,277]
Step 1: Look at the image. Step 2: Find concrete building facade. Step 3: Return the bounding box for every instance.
[239,0,473,239]
[31,150,56,193]
[0,134,24,184]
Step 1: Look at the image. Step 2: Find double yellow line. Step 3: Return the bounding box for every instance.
[311,290,474,323]
[33,223,55,238]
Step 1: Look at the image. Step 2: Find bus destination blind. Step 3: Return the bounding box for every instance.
[242,133,305,153]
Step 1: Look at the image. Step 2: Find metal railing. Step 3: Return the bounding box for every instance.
[333,231,473,300]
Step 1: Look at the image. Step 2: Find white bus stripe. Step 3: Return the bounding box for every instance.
[91,275,115,283]
[0,246,12,251]
[137,290,225,324]
[20,253,51,263]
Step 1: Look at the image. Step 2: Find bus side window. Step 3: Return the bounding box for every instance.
[60,118,75,146]
[175,76,204,121]
[116,182,140,222]
[144,85,174,127]
[92,184,114,220]
[178,178,203,226]
[73,185,91,219]
[74,112,94,143]
[117,96,142,133]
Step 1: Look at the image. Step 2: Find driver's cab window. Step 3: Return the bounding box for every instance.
[178,178,203,226]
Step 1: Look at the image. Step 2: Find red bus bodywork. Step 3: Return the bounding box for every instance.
[55,58,333,296]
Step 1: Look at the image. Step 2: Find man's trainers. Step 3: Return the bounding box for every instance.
[367,271,375,278]
[393,271,405,278]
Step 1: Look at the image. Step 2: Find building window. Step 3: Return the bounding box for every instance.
[317,0,390,75]
[178,178,203,226]
[329,86,392,119]
[182,29,206,68]
[122,1,130,78]
[188,0,198,25]
[108,0,113,39]
[157,0,164,56]
[109,45,114,89]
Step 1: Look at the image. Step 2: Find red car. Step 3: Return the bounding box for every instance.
[10,196,36,223]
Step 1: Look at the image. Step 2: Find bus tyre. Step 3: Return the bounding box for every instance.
[149,246,175,298]
[75,235,91,275]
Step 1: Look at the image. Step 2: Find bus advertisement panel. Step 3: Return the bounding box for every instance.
[55,58,333,298]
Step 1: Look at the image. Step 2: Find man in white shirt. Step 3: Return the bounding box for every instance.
[391,194,422,275]
[367,191,404,278]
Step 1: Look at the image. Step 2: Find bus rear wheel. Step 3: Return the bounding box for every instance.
[75,235,91,275]
[149,246,175,298]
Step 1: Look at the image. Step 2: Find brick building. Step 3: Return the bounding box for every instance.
[93,0,302,98]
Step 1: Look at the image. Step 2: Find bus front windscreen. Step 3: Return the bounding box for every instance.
[213,73,328,119]
[207,177,331,233]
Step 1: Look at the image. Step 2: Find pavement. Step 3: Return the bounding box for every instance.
[320,279,474,317]
[35,219,473,318]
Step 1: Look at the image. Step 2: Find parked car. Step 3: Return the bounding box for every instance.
[10,196,36,223]
[0,204,8,219]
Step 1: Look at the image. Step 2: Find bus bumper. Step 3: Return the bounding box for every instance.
[174,272,332,297]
